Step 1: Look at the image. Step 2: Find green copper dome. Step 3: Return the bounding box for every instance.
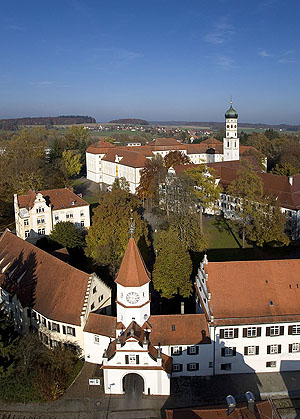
[225,102,238,119]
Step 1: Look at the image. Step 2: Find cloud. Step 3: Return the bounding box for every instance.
[215,54,235,69]
[258,49,272,57]
[30,81,71,88]
[7,24,24,31]
[204,18,234,45]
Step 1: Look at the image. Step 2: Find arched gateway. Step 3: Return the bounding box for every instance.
[123,373,144,396]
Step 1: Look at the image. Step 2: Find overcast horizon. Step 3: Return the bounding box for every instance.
[1,0,299,125]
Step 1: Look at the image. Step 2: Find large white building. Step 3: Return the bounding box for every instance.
[86,103,254,193]
[3,226,300,396]
[14,188,90,242]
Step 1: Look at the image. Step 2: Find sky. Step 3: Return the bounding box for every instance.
[0,0,299,124]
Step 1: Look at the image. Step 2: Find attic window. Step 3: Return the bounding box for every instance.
[270,301,274,306]
[71,201,75,205]
[172,325,176,331]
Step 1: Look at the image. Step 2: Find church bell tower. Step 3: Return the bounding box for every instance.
[223,100,239,161]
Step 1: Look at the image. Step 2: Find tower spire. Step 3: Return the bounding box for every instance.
[129,212,135,238]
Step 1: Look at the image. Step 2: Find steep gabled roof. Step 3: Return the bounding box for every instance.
[147,138,182,147]
[0,230,90,325]
[115,238,150,287]
[83,313,116,337]
[17,188,89,211]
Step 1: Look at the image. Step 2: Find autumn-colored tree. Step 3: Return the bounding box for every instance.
[50,221,84,248]
[136,154,166,204]
[164,150,191,170]
[227,161,263,248]
[85,189,149,275]
[62,150,82,177]
[170,213,208,253]
[246,196,289,247]
[152,229,193,299]
[185,165,220,234]
[112,177,130,192]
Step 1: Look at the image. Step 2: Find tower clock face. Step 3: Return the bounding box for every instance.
[126,292,140,304]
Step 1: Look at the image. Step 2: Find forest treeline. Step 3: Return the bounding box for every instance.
[0,115,96,130]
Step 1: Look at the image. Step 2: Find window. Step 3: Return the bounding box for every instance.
[244,346,259,356]
[80,211,84,217]
[266,326,284,336]
[67,213,74,219]
[55,215,59,221]
[52,322,60,333]
[125,354,140,365]
[267,344,281,354]
[94,335,100,344]
[220,328,238,339]
[291,325,300,335]
[220,363,231,371]
[172,364,183,372]
[221,347,236,357]
[209,362,213,368]
[25,230,30,238]
[171,346,182,356]
[42,317,46,326]
[80,220,85,227]
[187,346,199,355]
[244,327,261,338]
[98,294,104,303]
[289,343,300,353]
[91,302,95,311]
[187,363,199,371]
[66,326,76,336]
[93,286,97,294]
[38,228,45,235]
[266,361,276,368]
[172,325,176,331]
[24,219,29,226]
[36,207,44,213]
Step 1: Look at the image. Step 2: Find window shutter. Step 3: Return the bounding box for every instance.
[288,326,293,335]
[278,345,281,354]
[62,325,66,334]
[256,346,259,355]
[136,355,139,364]
[234,329,239,338]
[257,327,261,337]
[57,324,60,333]
[232,347,236,356]
[280,326,284,336]
[179,347,182,355]
[196,346,199,354]
[244,347,248,356]
[187,347,190,355]
[221,348,225,357]
[266,327,270,336]
[243,328,247,338]
[195,363,199,371]
[289,344,293,353]
[220,329,224,339]
[171,347,174,355]
[267,345,270,354]
[125,355,129,364]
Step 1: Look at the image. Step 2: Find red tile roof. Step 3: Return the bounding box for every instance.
[165,400,273,419]
[83,313,116,336]
[102,149,148,168]
[86,139,115,154]
[17,188,89,211]
[205,259,300,324]
[115,238,150,287]
[0,230,90,325]
[146,314,210,345]
[147,138,183,146]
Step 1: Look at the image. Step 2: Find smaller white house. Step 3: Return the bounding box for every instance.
[14,188,90,242]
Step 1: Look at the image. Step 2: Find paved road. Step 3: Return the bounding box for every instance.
[2,363,300,418]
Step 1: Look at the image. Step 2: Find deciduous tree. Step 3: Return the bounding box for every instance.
[85,189,149,275]
[62,150,82,177]
[50,221,84,248]
[152,229,193,299]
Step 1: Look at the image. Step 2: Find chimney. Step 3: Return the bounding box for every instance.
[203,253,208,265]
[143,335,148,350]
[245,391,255,414]
[181,302,184,315]
[157,346,162,366]
[289,176,293,186]
[226,395,236,416]
[116,336,121,350]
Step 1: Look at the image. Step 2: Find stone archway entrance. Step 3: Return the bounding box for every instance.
[123,373,144,398]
